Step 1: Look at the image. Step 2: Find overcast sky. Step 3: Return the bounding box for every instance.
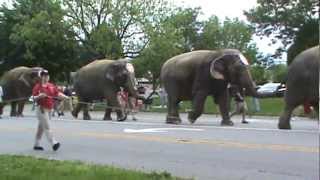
[0,0,284,61]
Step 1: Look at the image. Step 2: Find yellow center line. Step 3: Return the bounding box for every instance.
[0,127,318,153]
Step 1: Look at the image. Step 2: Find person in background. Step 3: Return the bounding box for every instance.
[158,87,167,108]
[32,70,69,151]
[229,84,249,124]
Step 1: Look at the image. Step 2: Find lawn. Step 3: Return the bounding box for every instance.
[150,96,285,116]
[0,155,188,180]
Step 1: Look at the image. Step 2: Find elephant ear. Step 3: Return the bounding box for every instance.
[105,61,126,82]
[105,64,116,81]
[210,55,226,80]
[18,73,31,87]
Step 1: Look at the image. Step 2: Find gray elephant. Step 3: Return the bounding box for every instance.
[160,49,262,125]
[0,66,43,116]
[72,59,138,121]
[278,46,319,129]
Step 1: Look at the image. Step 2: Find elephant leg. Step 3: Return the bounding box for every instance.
[278,104,296,129]
[311,101,319,114]
[166,95,181,124]
[17,101,25,117]
[103,104,112,121]
[10,102,17,117]
[107,95,126,121]
[71,102,82,118]
[216,91,233,126]
[82,103,91,120]
[188,91,207,124]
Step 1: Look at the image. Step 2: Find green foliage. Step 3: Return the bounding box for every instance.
[0,0,78,80]
[245,0,319,60]
[0,155,186,180]
[134,7,200,88]
[286,19,319,64]
[195,16,259,64]
[151,96,285,116]
[90,23,123,59]
[250,65,268,85]
[267,64,287,83]
[63,0,171,59]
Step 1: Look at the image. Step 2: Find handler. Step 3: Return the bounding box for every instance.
[32,70,69,151]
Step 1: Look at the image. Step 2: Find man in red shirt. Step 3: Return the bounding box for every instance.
[32,70,69,151]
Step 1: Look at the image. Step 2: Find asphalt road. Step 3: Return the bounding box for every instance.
[0,105,319,180]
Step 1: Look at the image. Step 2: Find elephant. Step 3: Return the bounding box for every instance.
[160,49,263,125]
[71,59,138,121]
[0,66,43,116]
[278,46,319,129]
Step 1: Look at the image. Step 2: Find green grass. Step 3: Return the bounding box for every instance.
[84,96,315,117]
[0,155,188,180]
[150,97,285,116]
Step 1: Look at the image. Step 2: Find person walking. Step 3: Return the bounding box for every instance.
[158,87,167,108]
[32,70,69,151]
[228,84,249,124]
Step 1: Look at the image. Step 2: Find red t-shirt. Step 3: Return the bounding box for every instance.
[32,82,59,109]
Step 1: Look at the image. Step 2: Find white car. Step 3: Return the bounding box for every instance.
[257,82,286,97]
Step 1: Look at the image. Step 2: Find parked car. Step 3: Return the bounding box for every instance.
[257,82,286,97]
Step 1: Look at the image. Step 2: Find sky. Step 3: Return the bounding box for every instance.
[0,0,284,62]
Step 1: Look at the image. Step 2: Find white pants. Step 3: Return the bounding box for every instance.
[35,107,57,146]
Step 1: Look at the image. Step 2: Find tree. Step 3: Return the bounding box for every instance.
[63,0,171,60]
[164,7,202,52]
[0,0,78,80]
[133,7,198,89]
[195,16,260,64]
[250,65,268,85]
[268,64,287,83]
[245,0,319,63]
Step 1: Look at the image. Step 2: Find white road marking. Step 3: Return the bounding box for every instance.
[124,128,204,133]
[2,115,319,134]
[51,118,318,134]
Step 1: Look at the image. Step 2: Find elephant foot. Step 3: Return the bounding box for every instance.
[278,122,291,130]
[83,114,91,120]
[17,113,24,117]
[187,112,198,124]
[221,120,234,126]
[116,110,127,122]
[241,120,249,124]
[117,114,127,122]
[103,116,112,121]
[166,116,182,124]
[71,110,78,119]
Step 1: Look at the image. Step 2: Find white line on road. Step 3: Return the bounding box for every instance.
[123,128,204,133]
[53,118,319,134]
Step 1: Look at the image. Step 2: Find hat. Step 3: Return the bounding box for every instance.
[40,70,49,76]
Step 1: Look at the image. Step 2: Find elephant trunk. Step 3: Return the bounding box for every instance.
[244,81,277,98]
[125,72,138,98]
[241,69,275,98]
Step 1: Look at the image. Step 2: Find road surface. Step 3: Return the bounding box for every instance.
[0,105,319,180]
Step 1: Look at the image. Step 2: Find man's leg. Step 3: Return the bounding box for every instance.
[39,108,60,151]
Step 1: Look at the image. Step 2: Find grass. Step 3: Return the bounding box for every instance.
[76,96,315,118]
[149,96,285,116]
[0,155,188,180]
